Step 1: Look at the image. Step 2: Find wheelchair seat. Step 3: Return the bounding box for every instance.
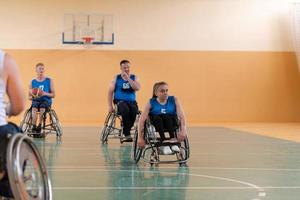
[132,118,190,166]
[0,133,52,200]
[19,106,63,138]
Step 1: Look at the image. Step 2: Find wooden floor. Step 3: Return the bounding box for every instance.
[33,124,300,200]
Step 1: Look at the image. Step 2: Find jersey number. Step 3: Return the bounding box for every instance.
[123,83,130,89]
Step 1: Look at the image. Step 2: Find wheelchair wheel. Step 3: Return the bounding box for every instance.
[133,119,157,164]
[20,109,32,133]
[100,112,115,144]
[132,129,142,163]
[177,136,190,163]
[6,133,52,200]
[183,136,190,159]
[100,127,109,144]
[50,110,63,137]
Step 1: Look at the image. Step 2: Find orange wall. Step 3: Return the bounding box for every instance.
[6,50,300,125]
[0,0,293,51]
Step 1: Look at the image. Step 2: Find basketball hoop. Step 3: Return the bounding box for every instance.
[82,36,95,48]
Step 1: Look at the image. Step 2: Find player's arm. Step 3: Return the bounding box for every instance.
[29,83,34,100]
[43,79,55,98]
[108,76,116,112]
[5,54,26,116]
[175,97,187,142]
[128,75,140,91]
[137,102,151,148]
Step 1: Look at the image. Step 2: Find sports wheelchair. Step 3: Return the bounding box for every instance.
[19,106,62,138]
[100,109,140,144]
[0,132,52,199]
[132,118,190,167]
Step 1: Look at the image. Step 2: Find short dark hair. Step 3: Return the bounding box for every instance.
[120,60,130,66]
[35,62,44,68]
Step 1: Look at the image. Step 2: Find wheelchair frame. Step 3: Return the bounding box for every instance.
[100,109,140,144]
[19,107,63,138]
[132,118,190,166]
[1,133,52,200]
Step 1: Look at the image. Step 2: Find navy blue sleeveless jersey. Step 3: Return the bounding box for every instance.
[31,77,52,105]
[113,74,136,102]
[149,96,177,115]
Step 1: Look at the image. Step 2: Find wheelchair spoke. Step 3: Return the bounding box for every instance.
[20,107,63,138]
[100,112,118,144]
[6,134,52,200]
[138,117,190,166]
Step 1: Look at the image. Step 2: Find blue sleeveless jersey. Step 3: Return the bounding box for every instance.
[149,96,177,115]
[113,74,136,102]
[31,77,52,105]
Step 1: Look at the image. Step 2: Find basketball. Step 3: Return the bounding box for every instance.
[31,88,43,98]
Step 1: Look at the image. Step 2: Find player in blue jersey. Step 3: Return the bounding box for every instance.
[29,63,55,133]
[108,60,140,142]
[137,81,187,149]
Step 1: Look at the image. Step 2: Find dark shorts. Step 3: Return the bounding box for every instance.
[32,100,51,110]
[0,122,21,198]
[149,114,179,129]
[113,100,138,112]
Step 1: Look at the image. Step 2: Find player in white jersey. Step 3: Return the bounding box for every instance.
[0,50,25,198]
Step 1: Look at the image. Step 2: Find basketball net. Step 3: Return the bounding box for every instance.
[82,36,95,48]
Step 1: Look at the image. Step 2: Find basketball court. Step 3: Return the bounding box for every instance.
[32,125,300,200]
[2,1,300,199]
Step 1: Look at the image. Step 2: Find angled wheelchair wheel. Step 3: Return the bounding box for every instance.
[6,134,52,200]
[20,109,32,133]
[183,136,190,159]
[132,129,142,163]
[177,136,190,164]
[132,129,138,159]
[100,127,109,144]
[134,148,143,164]
[50,110,63,137]
[100,112,115,144]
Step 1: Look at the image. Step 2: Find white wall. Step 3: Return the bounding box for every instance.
[0,0,294,51]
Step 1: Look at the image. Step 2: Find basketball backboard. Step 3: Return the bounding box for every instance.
[62,13,114,45]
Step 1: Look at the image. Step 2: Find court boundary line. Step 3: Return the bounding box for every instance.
[49,168,266,200]
[47,166,300,172]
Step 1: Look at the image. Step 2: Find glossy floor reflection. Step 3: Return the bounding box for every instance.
[32,126,300,200]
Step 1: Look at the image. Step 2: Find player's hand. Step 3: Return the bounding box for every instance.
[177,129,187,142]
[108,105,114,113]
[137,137,146,148]
[122,72,130,81]
[38,89,45,96]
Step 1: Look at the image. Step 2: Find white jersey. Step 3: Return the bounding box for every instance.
[0,50,7,125]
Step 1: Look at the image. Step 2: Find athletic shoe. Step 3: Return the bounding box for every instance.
[123,135,133,142]
[171,145,180,153]
[160,146,172,155]
[31,125,37,133]
[36,124,42,133]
